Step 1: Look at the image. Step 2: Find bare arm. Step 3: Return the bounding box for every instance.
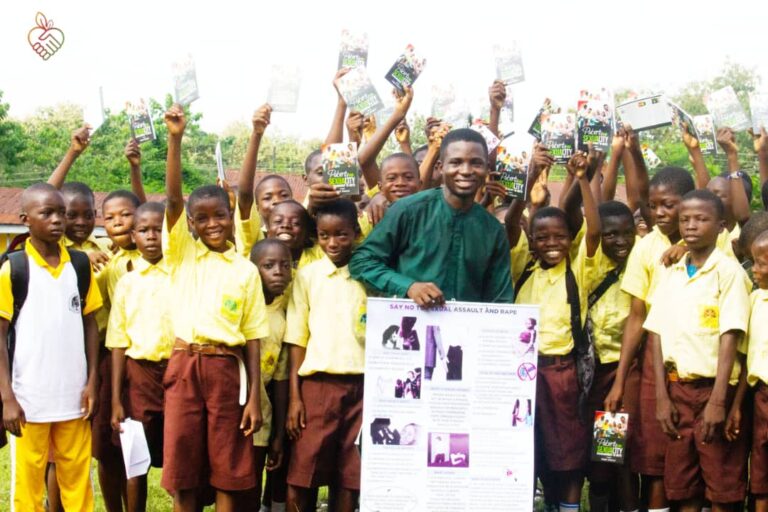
[164,104,187,229]
[682,124,709,189]
[240,338,263,436]
[48,126,90,188]
[124,139,147,204]
[237,105,271,220]
[82,313,100,419]
[718,128,751,225]
[0,318,25,436]
[604,297,646,412]
[601,132,625,201]
[488,80,506,138]
[286,344,307,440]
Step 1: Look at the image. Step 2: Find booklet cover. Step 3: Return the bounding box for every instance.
[126,99,156,144]
[267,65,301,113]
[615,94,671,131]
[385,44,426,93]
[540,113,575,163]
[591,411,628,464]
[496,146,528,199]
[215,141,226,184]
[470,121,501,155]
[338,29,368,70]
[528,98,561,141]
[493,43,525,85]
[642,144,661,169]
[172,54,200,106]
[693,115,717,155]
[576,89,615,151]
[322,142,360,196]
[749,91,768,132]
[668,100,698,139]
[337,67,385,117]
[705,86,750,131]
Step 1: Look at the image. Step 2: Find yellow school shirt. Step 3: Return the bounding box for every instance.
[105,258,174,361]
[747,289,768,387]
[64,234,113,254]
[162,214,270,346]
[234,200,265,259]
[261,294,287,384]
[584,242,631,364]
[285,255,367,376]
[0,240,102,320]
[643,248,751,384]
[512,242,589,356]
[103,247,142,301]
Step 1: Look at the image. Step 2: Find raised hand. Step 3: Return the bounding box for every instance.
[252,104,272,136]
[124,138,141,167]
[70,125,91,155]
[716,127,738,154]
[489,80,506,111]
[395,119,411,144]
[164,104,186,138]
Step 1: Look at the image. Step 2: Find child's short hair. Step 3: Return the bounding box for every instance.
[314,199,360,232]
[303,149,322,175]
[256,175,292,195]
[104,189,140,209]
[754,230,768,249]
[739,211,768,256]
[381,153,419,173]
[187,185,231,215]
[135,201,165,218]
[598,200,634,222]
[21,182,61,211]
[439,128,488,160]
[681,189,724,219]
[61,182,95,204]
[649,166,695,197]
[530,206,570,235]
[249,238,291,264]
[413,144,428,157]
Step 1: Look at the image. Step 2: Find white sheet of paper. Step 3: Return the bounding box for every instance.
[215,141,225,183]
[118,418,151,479]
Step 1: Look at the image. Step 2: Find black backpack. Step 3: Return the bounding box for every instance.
[0,246,91,447]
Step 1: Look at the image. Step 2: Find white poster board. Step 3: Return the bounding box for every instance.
[361,298,539,512]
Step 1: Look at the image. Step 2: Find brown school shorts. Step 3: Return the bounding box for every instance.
[752,383,768,495]
[535,354,590,472]
[287,373,364,490]
[630,338,668,476]
[125,357,167,468]
[664,381,748,503]
[161,349,256,493]
[92,351,122,461]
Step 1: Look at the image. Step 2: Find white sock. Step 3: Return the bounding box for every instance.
[621,509,640,512]
[702,508,712,512]
[648,509,670,512]
[259,507,270,512]
[559,503,579,512]
[271,503,286,512]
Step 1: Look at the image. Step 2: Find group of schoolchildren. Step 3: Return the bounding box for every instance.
[1,72,768,512]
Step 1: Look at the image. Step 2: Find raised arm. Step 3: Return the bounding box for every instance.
[358,86,414,189]
[395,119,413,155]
[420,119,449,190]
[751,127,768,207]
[164,104,187,229]
[505,144,553,247]
[623,124,651,223]
[488,80,506,138]
[237,104,272,220]
[681,121,709,189]
[124,139,147,204]
[346,111,364,148]
[601,130,625,201]
[567,152,601,257]
[717,127,750,225]
[324,69,350,145]
[48,125,91,188]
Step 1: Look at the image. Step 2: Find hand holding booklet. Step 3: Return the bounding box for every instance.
[119,418,151,479]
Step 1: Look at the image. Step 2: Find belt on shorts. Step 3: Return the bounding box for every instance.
[538,352,573,368]
[174,338,248,406]
[667,370,715,385]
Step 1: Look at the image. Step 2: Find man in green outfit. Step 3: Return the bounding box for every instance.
[349,128,514,306]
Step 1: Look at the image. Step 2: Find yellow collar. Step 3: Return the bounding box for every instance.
[26,239,70,278]
[319,254,350,278]
[194,238,236,261]
[134,257,169,275]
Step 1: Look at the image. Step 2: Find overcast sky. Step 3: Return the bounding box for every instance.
[2,0,766,153]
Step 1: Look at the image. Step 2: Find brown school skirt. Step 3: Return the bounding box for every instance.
[535,353,590,472]
[124,357,167,468]
[664,380,748,503]
[752,383,768,495]
[161,348,256,493]
[287,373,364,490]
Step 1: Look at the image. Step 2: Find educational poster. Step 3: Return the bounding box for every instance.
[361,298,540,512]
[172,54,200,105]
[126,99,156,144]
[266,65,301,113]
[705,85,750,131]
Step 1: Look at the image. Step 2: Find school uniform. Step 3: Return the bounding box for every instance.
[285,255,367,490]
[583,241,640,481]
[747,288,768,494]
[512,235,591,472]
[0,240,102,511]
[644,248,751,503]
[161,215,270,493]
[106,257,174,467]
[91,246,142,462]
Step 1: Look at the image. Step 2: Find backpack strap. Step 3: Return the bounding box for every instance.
[564,263,586,351]
[66,249,92,313]
[587,266,623,310]
[513,259,537,301]
[8,251,30,328]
